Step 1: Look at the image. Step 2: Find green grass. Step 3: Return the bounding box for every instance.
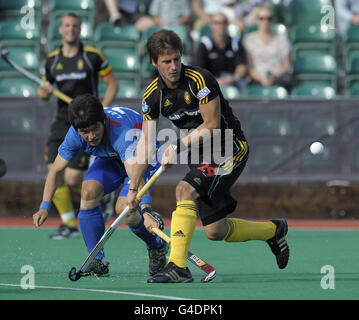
[0,228,358,300]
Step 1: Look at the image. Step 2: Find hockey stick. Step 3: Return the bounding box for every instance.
[151,227,217,282]
[0,47,72,104]
[68,166,164,281]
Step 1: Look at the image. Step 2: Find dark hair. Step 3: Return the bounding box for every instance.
[68,93,105,130]
[146,29,183,64]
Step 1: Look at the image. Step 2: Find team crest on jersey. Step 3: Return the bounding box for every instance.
[142,101,149,114]
[184,91,191,104]
[77,59,84,70]
[196,86,211,100]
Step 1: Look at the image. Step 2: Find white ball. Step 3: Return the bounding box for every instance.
[310,142,324,155]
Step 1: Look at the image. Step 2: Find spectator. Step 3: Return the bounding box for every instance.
[335,0,359,39]
[149,0,191,27]
[234,0,268,33]
[104,0,155,32]
[243,4,291,92]
[191,0,223,31]
[196,12,247,90]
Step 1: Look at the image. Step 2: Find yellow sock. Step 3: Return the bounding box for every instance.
[224,218,276,242]
[53,184,77,228]
[168,200,197,268]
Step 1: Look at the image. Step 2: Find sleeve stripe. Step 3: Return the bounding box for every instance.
[143,78,158,100]
[185,68,205,91]
[99,65,113,77]
[143,114,152,121]
[83,45,107,61]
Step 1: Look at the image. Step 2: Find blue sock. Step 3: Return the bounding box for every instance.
[78,206,105,260]
[129,213,163,249]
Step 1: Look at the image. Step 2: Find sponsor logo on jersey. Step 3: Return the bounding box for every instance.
[55,72,87,82]
[142,101,149,114]
[196,86,211,100]
[184,91,191,104]
[77,59,84,70]
[55,63,63,70]
[164,98,173,107]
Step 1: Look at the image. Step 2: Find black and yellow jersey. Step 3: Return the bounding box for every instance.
[42,42,113,120]
[141,64,245,140]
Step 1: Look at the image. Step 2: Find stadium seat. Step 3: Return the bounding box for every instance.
[242,23,288,37]
[94,23,140,51]
[291,83,336,99]
[0,0,42,25]
[102,47,140,84]
[48,0,95,23]
[47,18,94,51]
[220,85,241,100]
[99,78,139,98]
[343,26,359,58]
[347,82,359,97]
[290,24,336,59]
[247,112,291,138]
[345,51,359,91]
[0,78,37,97]
[286,0,333,26]
[245,85,288,99]
[294,111,337,138]
[0,47,39,78]
[0,19,41,55]
[292,52,337,88]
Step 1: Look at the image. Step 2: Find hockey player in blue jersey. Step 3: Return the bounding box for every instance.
[33,93,167,277]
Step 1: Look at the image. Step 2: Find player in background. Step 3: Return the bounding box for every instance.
[126,29,290,283]
[33,94,167,277]
[37,13,118,239]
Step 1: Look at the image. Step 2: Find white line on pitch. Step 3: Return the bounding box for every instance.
[0,283,193,300]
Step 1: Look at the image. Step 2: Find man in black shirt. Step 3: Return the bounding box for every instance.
[126,29,289,283]
[196,12,247,91]
[38,13,118,239]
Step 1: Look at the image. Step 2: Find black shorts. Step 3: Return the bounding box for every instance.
[44,120,89,170]
[182,139,249,226]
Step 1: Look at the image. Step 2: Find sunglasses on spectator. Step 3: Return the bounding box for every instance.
[258,16,273,21]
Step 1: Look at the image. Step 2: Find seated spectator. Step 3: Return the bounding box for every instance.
[243,4,291,92]
[104,0,155,32]
[149,0,191,27]
[234,0,268,33]
[335,0,359,39]
[196,12,248,90]
[191,0,223,31]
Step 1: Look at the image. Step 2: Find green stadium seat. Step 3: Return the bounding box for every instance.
[220,85,241,100]
[242,23,288,37]
[0,78,37,97]
[291,83,336,99]
[290,24,336,59]
[245,85,288,99]
[48,0,95,23]
[345,51,359,91]
[0,0,42,24]
[247,112,291,138]
[0,19,41,55]
[0,108,35,135]
[292,52,337,88]
[343,26,359,58]
[47,18,94,51]
[286,0,333,26]
[94,23,140,51]
[0,47,39,77]
[99,78,139,98]
[295,111,337,138]
[347,82,359,97]
[103,47,140,85]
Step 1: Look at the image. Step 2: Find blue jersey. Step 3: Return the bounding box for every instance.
[59,106,147,164]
